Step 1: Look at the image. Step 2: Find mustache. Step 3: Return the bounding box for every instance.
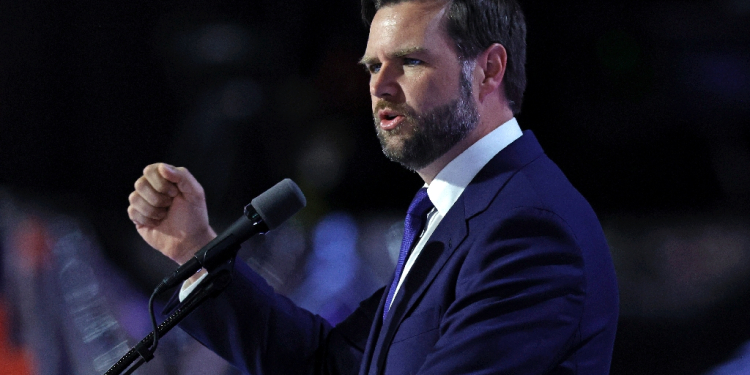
[372,100,417,117]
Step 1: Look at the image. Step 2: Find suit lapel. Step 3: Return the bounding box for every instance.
[364,131,546,374]
[366,198,467,374]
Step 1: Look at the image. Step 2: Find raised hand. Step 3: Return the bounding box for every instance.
[127,163,217,265]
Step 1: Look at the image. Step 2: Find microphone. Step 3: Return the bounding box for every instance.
[156,178,306,292]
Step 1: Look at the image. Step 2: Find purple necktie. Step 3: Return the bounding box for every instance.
[383,187,434,320]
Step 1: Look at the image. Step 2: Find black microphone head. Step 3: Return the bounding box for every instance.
[250,178,306,229]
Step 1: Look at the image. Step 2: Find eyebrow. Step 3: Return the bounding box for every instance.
[358,47,429,66]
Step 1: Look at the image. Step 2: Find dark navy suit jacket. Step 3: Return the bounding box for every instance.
[165,131,619,374]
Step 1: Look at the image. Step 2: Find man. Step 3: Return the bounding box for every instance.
[127,0,619,374]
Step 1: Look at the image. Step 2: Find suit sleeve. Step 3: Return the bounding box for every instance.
[416,206,587,374]
[163,260,383,375]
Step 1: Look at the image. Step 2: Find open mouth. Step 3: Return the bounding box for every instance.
[378,110,405,130]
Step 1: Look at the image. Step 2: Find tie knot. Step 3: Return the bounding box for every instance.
[407,188,433,219]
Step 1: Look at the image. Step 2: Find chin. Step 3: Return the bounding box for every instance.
[381,141,406,159]
[378,128,408,150]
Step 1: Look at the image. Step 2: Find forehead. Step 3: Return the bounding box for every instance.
[364,1,452,58]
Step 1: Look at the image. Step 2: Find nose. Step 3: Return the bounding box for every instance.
[369,64,402,100]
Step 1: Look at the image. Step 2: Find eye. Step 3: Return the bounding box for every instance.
[403,58,423,66]
[365,63,381,74]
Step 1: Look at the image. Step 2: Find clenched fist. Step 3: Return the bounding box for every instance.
[127,163,217,265]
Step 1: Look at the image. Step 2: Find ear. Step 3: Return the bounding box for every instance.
[475,43,507,102]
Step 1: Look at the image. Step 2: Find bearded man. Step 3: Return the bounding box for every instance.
[127,0,619,373]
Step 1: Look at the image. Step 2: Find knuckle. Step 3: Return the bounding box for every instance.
[127,206,139,220]
[144,163,158,174]
[134,176,147,190]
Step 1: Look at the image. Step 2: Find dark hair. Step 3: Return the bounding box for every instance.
[361,0,527,114]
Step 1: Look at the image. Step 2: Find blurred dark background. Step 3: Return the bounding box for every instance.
[1,0,749,374]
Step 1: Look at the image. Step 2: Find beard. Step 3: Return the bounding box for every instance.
[373,61,479,171]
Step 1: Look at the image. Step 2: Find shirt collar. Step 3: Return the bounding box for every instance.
[426,117,523,216]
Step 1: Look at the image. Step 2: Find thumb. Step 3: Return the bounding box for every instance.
[158,164,204,199]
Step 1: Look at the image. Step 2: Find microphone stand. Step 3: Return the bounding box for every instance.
[103,263,235,375]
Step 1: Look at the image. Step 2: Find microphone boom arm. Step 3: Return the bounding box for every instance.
[104,268,234,375]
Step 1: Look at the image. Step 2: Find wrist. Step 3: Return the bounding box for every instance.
[175,227,217,265]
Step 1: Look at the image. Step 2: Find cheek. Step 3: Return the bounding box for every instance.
[405,72,458,113]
